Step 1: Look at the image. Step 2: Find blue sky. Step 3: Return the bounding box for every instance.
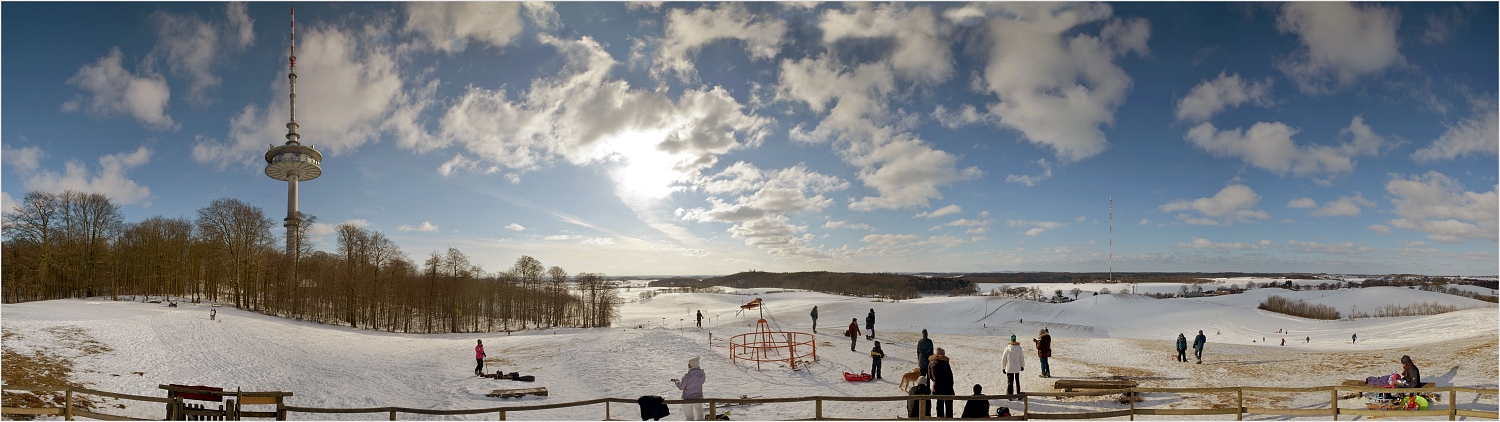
[3,2,1496,276]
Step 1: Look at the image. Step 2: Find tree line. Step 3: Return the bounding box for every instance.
[673,271,978,299]
[1,190,621,333]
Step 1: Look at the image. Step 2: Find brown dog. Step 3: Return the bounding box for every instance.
[897,367,922,391]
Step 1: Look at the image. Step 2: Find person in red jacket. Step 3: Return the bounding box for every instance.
[474,339,487,376]
[847,318,860,351]
[1033,328,1052,378]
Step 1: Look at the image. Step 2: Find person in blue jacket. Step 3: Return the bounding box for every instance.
[1175,333,1188,362]
[1192,330,1207,364]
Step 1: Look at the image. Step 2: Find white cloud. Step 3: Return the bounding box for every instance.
[1275,3,1404,93]
[1075,215,1087,223]
[1159,184,1269,226]
[1421,7,1465,46]
[195,20,420,171]
[975,3,1150,161]
[522,2,561,30]
[61,48,176,131]
[1007,219,1065,236]
[1287,197,1317,209]
[820,3,952,84]
[946,218,991,227]
[727,215,831,260]
[1174,72,1273,122]
[342,219,371,228]
[1368,224,1392,235]
[1005,158,1052,187]
[823,220,873,231]
[914,204,962,219]
[542,234,575,241]
[931,104,992,129]
[150,5,253,104]
[862,233,919,246]
[1384,171,1497,242]
[1177,238,1272,251]
[398,221,439,232]
[2,145,45,174]
[0,192,17,214]
[11,145,153,207]
[505,223,526,231]
[1138,218,1153,225]
[1411,100,1499,162]
[581,237,616,245]
[1309,192,1374,217]
[1286,239,1371,255]
[654,3,787,81]
[227,3,254,48]
[681,163,847,258]
[403,3,525,53]
[1183,115,1385,178]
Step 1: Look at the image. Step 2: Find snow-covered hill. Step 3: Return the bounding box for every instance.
[3,286,1495,420]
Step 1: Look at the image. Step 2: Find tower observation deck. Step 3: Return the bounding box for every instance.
[265,7,321,255]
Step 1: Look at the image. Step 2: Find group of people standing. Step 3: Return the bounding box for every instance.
[1175,330,1208,363]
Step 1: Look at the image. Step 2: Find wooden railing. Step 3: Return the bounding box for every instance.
[4,384,1496,420]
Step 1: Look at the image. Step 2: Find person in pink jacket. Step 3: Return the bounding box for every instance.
[474,339,487,376]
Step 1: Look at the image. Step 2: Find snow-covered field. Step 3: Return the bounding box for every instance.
[3,285,1496,420]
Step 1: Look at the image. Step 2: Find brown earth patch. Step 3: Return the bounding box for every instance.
[1,328,110,420]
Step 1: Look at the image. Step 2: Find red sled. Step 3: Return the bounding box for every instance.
[844,372,874,382]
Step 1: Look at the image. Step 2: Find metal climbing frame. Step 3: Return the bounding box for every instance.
[730,319,817,370]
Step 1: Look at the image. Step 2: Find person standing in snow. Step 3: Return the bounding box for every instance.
[1175,333,1188,362]
[865,308,876,340]
[929,348,955,418]
[847,318,860,352]
[1033,328,1052,378]
[1306,336,1310,343]
[1000,335,1025,395]
[916,329,935,378]
[1352,333,1357,344]
[810,306,818,333]
[671,356,705,421]
[1192,330,1207,364]
[474,339,487,376]
[870,341,885,379]
[1280,338,1285,346]
[695,310,703,328]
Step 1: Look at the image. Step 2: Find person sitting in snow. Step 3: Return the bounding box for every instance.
[671,356,705,421]
[960,384,991,419]
[1399,355,1421,388]
[906,376,932,418]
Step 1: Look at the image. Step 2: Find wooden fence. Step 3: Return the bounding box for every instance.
[4,384,1496,420]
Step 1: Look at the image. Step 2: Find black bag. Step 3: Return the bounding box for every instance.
[638,395,670,421]
[514,375,535,382]
[997,406,1011,417]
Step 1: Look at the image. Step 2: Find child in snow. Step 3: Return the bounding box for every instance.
[906,376,932,418]
[671,356,705,421]
[870,341,885,380]
[1175,333,1188,362]
[474,339,487,376]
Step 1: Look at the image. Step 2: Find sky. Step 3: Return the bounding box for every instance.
[1,2,1496,277]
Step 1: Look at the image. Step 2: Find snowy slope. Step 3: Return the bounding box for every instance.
[2,286,1495,421]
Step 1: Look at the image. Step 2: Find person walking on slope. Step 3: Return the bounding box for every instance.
[1192,330,1207,364]
[671,356,706,421]
[1175,333,1188,362]
[810,306,818,333]
[865,308,876,340]
[929,348,956,418]
[1352,333,1357,344]
[695,310,703,328]
[847,318,860,352]
[916,329,935,378]
[1033,328,1052,378]
[1000,335,1025,395]
[474,339,487,376]
[870,341,885,380]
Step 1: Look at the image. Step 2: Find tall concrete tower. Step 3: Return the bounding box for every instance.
[265,7,322,255]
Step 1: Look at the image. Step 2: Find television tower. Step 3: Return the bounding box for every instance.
[1109,197,1113,283]
[265,7,322,255]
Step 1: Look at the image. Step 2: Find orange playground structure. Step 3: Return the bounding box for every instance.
[730,318,817,370]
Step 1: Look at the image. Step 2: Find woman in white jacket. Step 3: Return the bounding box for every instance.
[999,334,1025,395]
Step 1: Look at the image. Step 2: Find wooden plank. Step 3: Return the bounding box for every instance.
[1244,407,1334,416]
[239,410,279,417]
[1053,379,1138,391]
[0,386,69,393]
[1133,408,1239,416]
[1456,409,1500,418]
[1241,386,1335,393]
[1338,408,1450,417]
[239,395,279,405]
[73,386,174,403]
[486,387,548,399]
[71,409,156,421]
[1,407,63,415]
[1132,386,1241,394]
[1024,409,1133,419]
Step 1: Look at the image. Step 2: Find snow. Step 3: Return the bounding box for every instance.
[2,284,1496,421]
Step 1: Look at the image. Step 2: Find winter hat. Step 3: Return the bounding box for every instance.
[1010,334,1017,342]
[917,376,928,385]
[936,347,946,356]
[1038,329,1047,337]
[688,356,700,368]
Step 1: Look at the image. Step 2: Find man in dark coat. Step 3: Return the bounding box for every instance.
[847,318,860,352]
[1192,330,1207,364]
[929,348,956,418]
[1400,355,1422,388]
[695,310,703,328]
[960,384,991,419]
[916,329,935,378]
[810,306,818,332]
[865,308,876,340]
[1175,333,1188,362]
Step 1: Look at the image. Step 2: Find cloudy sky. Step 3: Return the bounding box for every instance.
[3,2,1496,276]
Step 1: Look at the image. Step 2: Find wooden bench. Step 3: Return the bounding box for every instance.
[486,387,548,399]
[1053,379,1139,392]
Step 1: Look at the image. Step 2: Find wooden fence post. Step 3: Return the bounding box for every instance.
[497,410,505,421]
[1128,388,1135,421]
[709,402,716,419]
[1330,389,1338,420]
[1449,388,1456,421]
[388,410,396,420]
[814,399,822,420]
[64,387,73,421]
[1236,388,1244,421]
[605,401,610,421]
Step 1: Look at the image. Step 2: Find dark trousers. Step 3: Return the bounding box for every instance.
[1177,349,1187,362]
[872,359,882,379]
[1194,347,1203,362]
[850,335,857,351]
[1005,372,1021,395]
[475,358,484,374]
[936,399,953,418]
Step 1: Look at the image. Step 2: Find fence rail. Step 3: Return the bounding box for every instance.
[4,384,1496,420]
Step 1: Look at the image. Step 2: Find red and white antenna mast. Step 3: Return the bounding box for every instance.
[1109,197,1113,283]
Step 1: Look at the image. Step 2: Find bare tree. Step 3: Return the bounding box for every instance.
[196,198,275,308]
[1070,287,1082,300]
